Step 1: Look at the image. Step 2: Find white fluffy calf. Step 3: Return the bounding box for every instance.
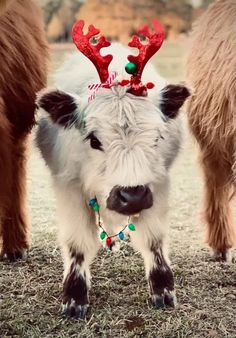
[36,40,189,319]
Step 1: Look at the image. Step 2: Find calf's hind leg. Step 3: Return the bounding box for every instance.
[201,154,236,262]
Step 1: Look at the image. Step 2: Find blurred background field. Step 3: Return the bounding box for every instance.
[39,0,214,43]
[50,39,188,85]
[43,0,214,85]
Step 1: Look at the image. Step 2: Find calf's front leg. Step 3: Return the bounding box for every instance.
[62,245,91,319]
[148,242,176,308]
[131,224,176,308]
[56,188,99,319]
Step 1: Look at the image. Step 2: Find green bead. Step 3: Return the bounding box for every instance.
[128,223,136,231]
[100,231,107,240]
[93,204,100,212]
[125,62,137,75]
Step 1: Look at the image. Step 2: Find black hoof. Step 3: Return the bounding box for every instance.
[62,300,89,319]
[3,249,28,262]
[152,290,177,309]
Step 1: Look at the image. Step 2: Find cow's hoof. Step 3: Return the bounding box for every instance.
[62,300,89,319]
[212,249,234,263]
[1,249,28,262]
[152,290,177,309]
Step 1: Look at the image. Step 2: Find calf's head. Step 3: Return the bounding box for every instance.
[37,84,189,218]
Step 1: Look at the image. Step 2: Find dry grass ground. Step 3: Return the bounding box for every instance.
[0,41,236,338]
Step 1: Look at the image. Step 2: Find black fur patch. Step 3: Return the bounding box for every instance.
[38,90,77,128]
[63,263,88,306]
[160,84,190,119]
[149,245,174,295]
[69,247,84,265]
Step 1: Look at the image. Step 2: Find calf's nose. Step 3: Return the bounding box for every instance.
[107,185,153,215]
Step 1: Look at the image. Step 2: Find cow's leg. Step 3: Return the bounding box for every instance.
[0,128,30,261]
[200,153,236,262]
[131,211,176,308]
[0,108,13,258]
[56,187,99,319]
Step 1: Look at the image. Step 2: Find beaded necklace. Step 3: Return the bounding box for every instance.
[89,198,136,251]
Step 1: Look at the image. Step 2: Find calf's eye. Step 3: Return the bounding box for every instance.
[85,132,103,151]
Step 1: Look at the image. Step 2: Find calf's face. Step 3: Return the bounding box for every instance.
[37,85,189,218]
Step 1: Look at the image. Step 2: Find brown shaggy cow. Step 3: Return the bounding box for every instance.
[0,0,48,260]
[186,0,236,262]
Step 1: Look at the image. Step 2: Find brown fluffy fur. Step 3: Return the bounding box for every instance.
[186,0,236,260]
[0,0,14,14]
[0,0,48,259]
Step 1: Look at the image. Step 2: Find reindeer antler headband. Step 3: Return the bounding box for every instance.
[72,19,165,97]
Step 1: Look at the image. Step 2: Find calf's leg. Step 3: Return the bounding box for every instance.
[56,187,99,319]
[148,242,176,308]
[61,245,92,319]
[131,217,176,308]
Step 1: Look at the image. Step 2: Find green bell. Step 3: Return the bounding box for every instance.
[125,62,137,75]
[93,204,100,212]
[128,223,136,231]
[100,231,107,240]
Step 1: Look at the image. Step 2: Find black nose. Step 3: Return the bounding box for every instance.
[107,185,153,215]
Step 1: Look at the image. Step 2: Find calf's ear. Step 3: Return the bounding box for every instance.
[160,84,190,119]
[37,90,78,128]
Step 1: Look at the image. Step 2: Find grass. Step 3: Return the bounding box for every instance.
[0,41,236,338]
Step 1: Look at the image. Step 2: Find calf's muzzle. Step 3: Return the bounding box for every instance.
[107,185,153,215]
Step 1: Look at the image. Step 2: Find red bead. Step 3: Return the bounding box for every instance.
[106,237,112,247]
[146,82,155,89]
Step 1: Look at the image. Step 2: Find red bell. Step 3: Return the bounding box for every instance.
[106,237,112,247]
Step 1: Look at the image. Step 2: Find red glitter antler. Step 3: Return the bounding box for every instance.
[127,19,165,79]
[72,20,113,83]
